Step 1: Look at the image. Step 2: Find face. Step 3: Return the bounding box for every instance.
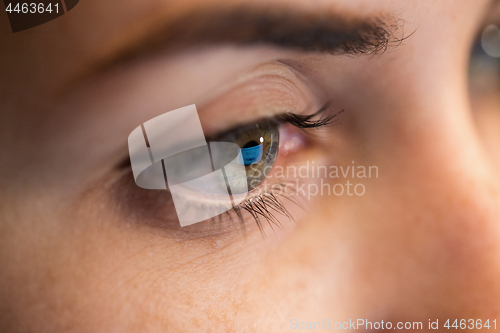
[1,0,500,331]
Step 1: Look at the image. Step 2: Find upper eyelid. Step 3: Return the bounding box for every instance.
[197,62,321,136]
[201,60,312,105]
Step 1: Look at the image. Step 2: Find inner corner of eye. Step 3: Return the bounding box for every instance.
[278,124,308,157]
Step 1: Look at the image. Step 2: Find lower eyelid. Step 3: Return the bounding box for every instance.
[109,170,288,238]
[108,171,236,237]
[106,172,300,241]
[109,163,297,237]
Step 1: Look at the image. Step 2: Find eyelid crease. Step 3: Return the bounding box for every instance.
[198,75,311,135]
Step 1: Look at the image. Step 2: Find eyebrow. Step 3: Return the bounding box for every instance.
[103,6,404,68]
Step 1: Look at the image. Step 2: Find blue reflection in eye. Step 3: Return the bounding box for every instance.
[239,140,263,165]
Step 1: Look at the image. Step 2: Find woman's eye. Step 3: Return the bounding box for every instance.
[469,23,500,91]
[210,119,280,193]
[481,24,500,58]
[112,105,336,232]
[469,22,500,173]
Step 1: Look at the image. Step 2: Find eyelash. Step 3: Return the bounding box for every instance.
[218,103,343,236]
[275,103,343,129]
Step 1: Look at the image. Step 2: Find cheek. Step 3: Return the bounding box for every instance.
[22,198,293,332]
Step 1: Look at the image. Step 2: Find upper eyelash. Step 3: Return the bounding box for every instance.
[275,103,344,129]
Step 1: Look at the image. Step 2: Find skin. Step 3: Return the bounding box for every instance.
[1,0,500,332]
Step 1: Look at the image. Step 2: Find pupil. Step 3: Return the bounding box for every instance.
[243,140,260,148]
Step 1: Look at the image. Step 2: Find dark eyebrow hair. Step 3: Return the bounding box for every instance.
[105,6,405,67]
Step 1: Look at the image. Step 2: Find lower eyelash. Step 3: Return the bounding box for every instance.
[217,180,302,237]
